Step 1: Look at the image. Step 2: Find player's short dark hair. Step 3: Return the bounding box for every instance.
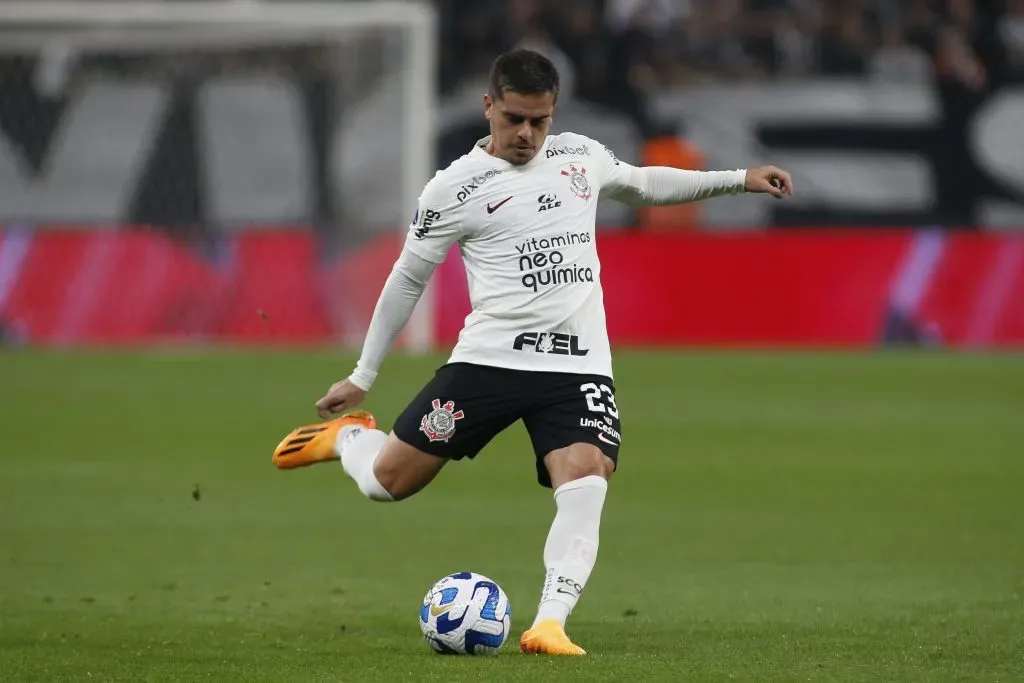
[488,49,559,100]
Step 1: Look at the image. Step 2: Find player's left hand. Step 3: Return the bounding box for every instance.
[745,166,794,199]
[315,378,367,419]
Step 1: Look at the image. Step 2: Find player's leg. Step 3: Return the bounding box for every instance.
[273,363,519,501]
[520,444,612,656]
[520,376,622,656]
[272,410,446,501]
[338,428,448,502]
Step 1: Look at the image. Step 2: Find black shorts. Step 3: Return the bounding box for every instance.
[392,363,622,488]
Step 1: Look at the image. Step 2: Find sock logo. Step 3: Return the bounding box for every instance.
[556,576,583,598]
[341,426,365,448]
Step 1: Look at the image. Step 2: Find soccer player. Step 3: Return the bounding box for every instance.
[272,48,793,656]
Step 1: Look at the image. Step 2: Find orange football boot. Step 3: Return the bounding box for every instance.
[272,410,376,470]
[519,620,586,656]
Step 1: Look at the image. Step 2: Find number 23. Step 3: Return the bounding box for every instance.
[580,383,619,418]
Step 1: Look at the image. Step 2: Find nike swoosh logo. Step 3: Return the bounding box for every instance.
[429,604,453,617]
[597,433,619,446]
[556,587,579,597]
[428,602,456,618]
[486,196,513,214]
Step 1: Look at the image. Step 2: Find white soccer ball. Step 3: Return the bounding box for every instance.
[418,571,512,654]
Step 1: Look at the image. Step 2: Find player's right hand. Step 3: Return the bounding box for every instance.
[745,166,794,198]
[315,379,367,419]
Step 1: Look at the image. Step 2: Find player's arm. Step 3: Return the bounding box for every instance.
[347,248,436,390]
[315,185,464,418]
[597,144,793,204]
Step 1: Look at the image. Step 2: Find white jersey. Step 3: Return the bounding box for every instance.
[405,132,628,378]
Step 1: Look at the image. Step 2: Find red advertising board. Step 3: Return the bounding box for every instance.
[1,227,1021,349]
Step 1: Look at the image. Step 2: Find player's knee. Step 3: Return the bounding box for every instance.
[370,459,420,502]
[576,449,615,481]
[545,443,615,487]
[369,462,405,501]
[372,439,447,502]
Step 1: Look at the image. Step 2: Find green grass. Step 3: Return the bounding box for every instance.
[1,349,1022,681]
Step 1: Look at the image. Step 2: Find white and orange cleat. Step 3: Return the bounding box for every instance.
[519,619,586,656]
[272,410,376,470]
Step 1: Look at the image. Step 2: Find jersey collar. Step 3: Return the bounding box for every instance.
[471,135,551,167]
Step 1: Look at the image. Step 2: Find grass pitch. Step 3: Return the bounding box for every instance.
[1,349,1022,681]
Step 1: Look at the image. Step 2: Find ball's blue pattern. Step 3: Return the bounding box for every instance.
[419,572,511,655]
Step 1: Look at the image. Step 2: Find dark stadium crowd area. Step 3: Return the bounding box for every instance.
[4,1,1023,139]
[436,0,1024,135]
[1,0,1022,232]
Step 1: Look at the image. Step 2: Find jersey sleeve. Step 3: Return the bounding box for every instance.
[403,179,465,264]
[592,136,746,205]
[593,140,634,197]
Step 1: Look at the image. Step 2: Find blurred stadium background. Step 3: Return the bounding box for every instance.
[2,3,1023,681]
[1,0,1022,350]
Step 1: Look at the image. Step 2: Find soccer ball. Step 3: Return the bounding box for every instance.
[418,571,511,654]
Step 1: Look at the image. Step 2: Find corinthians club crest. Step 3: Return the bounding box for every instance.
[420,398,465,443]
[560,163,591,200]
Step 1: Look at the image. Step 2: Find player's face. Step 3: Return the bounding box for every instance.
[484,90,555,166]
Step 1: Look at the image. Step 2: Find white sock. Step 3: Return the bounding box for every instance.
[532,474,608,628]
[335,426,393,502]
